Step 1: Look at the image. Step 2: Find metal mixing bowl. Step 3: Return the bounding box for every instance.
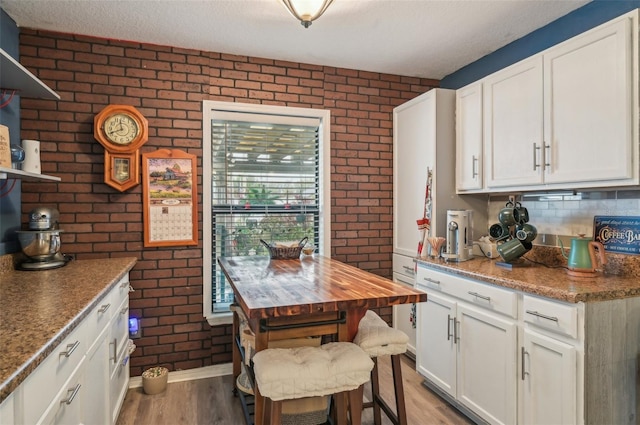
[16,230,63,262]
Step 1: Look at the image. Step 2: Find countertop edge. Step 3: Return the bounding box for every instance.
[0,257,137,404]
[415,257,640,304]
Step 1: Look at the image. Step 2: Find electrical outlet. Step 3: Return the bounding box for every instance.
[129,317,141,338]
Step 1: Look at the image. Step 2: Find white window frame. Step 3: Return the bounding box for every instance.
[202,101,331,325]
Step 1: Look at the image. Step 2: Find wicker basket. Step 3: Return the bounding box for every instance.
[260,237,308,260]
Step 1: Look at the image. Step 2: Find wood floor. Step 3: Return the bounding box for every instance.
[116,355,473,425]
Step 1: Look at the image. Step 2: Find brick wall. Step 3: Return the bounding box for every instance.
[18,29,437,375]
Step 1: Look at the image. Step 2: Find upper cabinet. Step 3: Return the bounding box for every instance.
[455,82,484,191]
[0,48,60,100]
[483,57,543,188]
[456,9,638,193]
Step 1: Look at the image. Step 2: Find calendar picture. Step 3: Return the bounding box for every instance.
[142,149,198,247]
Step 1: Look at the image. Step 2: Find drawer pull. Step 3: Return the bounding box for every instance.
[120,280,130,289]
[472,155,478,178]
[98,303,111,313]
[525,310,559,322]
[468,291,491,301]
[422,277,440,285]
[59,341,80,358]
[402,265,415,275]
[447,314,453,341]
[60,384,81,405]
[120,306,129,315]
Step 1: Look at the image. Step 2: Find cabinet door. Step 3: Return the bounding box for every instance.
[522,328,577,425]
[416,290,456,398]
[484,57,544,188]
[457,304,517,425]
[456,82,483,191]
[392,272,417,357]
[84,330,110,425]
[543,15,635,185]
[393,92,435,257]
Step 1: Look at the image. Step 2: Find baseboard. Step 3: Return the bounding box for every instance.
[128,362,233,388]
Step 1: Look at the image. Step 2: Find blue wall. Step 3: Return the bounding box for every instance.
[0,9,23,255]
[441,1,640,89]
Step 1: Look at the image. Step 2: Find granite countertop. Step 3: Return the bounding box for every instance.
[416,254,640,303]
[0,257,137,404]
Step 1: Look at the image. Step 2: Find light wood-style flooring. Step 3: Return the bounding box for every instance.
[116,355,473,425]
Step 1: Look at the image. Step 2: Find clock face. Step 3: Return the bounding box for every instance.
[104,113,140,145]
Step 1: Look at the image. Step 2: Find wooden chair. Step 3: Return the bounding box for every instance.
[252,342,374,425]
[354,310,410,425]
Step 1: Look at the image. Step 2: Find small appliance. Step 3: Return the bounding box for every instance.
[16,207,70,270]
[559,234,607,277]
[443,209,473,262]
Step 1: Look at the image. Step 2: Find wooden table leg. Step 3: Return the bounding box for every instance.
[252,322,269,425]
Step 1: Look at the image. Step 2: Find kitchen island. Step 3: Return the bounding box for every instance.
[219,254,427,425]
[415,254,640,425]
[0,256,137,423]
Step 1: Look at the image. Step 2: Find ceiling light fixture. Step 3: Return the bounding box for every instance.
[281,0,334,28]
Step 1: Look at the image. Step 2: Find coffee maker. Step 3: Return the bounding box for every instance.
[442,209,473,262]
[16,207,69,270]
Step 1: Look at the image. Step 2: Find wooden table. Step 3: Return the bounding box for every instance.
[218,255,427,425]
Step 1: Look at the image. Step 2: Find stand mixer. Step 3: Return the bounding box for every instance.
[16,207,70,270]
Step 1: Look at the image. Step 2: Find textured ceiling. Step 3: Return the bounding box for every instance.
[1,0,590,79]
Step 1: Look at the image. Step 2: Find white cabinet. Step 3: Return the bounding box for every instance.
[456,10,638,193]
[483,57,543,188]
[392,256,417,357]
[519,294,581,425]
[393,88,457,258]
[10,274,131,425]
[521,328,577,425]
[543,14,636,185]
[455,82,484,191]
[416,266,517,425]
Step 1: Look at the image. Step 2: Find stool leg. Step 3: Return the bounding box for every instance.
[391,354,408,425]
[266,399,281,425]
[334,392,348,425]
[370,358,382,425]
[348,384,365,425]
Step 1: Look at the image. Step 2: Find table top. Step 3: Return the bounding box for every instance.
[218,255,427,320]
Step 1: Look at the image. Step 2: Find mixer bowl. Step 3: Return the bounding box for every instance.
[16,230,63,262]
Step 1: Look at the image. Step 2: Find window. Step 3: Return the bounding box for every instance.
[203,101,331,323]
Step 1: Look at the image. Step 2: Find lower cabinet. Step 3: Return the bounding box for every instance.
[521,328,577,425]
[417,268,517,425]
[7,274,131,425]
[417,263,640,425]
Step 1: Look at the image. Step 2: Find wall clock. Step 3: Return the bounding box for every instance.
[94,105,149,191]
[94,105,148,153]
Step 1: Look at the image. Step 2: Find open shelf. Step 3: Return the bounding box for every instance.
[0,48,60,100]
[0,166,60,181]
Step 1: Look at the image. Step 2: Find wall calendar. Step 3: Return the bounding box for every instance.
[142,149,198,247]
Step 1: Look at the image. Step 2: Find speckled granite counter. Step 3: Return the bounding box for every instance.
[416,254,640,303]
[0,257,137,403]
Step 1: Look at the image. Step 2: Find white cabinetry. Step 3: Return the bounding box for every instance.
[483,57,543,188]
[416,266,517,425]
[456,10,638,193]
[456,82,483,191]
[392,254,417,357]
[10,274,131,425]
[543,14,636,185]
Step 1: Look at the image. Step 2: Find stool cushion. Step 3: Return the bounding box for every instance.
[253,342,373,401]
[354,310,408,357]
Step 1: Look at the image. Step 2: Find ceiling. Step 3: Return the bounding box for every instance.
[1,0,590,79]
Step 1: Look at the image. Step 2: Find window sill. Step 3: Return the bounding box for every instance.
[206,311,233,326]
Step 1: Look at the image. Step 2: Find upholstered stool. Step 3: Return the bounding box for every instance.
[252,342,374,425]
[230,305,327,425]
[354,310,409,425]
